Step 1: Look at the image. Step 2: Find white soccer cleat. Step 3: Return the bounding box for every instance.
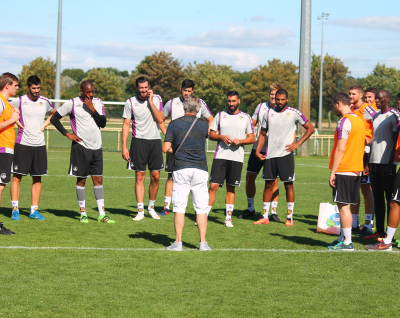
[225,219,234,227]
[148,209,160,219]
[132,213,145,221]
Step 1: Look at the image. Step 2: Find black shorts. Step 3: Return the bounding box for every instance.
[360,174,371,184]
[391,169,400,203]
[0,153,13,184]
[333,174,361,205]
[127,138,164,172]
[210,159,243,187]
[262,153,295,182]
[165,153,174,174]
[246,149,265,174]
[69,142,103,177]
[12,143,48,176]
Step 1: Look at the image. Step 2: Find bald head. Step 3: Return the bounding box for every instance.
[375,90,391,111]
[80,80,94,101]
[80,80,94,90]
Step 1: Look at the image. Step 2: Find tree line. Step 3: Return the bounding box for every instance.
[16,52,400,126]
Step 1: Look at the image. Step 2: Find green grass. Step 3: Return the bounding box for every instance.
[1,152,399,317]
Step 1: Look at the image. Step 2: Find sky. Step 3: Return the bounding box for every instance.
[1,0,399,78]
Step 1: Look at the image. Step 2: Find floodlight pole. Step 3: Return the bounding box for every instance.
[297,0,312,157]
[317,13,329,130]
[54,0,62,109]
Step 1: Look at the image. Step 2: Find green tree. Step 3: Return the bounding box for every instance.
[61,68,86,82]
[185,61,241,114]
[242,59,298,115]
[128,51,185,103]
[17,57,58,98]
[86,68,123,101]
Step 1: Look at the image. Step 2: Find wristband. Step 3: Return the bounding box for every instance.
[364,145,371,154]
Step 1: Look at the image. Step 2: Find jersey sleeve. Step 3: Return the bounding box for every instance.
[294,109,308,126]
[10,98,19,109]
[57,100,73,117]
[260,111,268,132]
[164,121,174,143]
[163,100,171,118]
[122,99,132,119]
[0,99,5,116]
[153,95,163,111]
[364,106,376,121]
[95,98,106,116]
[336,117,351,140]
[210,112,220,132]
[246,115,254,134]
[392,111,400,132]
[200,100,212,118]
[252,104,261,121]
[46,100,55,112]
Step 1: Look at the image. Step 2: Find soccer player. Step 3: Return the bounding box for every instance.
[240,83,283,222]
[122,76,165,221]
[0,73,20,234]
[364,90,399,239]
[9,75,56,220]
[255,89,314,226]
[158,79,213,216]
[349,84,376,235]
[327,92,366,251]
[208,91,255,227]
[50,80,115,223]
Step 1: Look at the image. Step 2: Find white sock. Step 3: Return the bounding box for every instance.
[79,200,86,214]
[287,202,294,219]
[384,226,397,244]
[263,202,271,218]
[342,228,352,244]
[164,196,171,210]
[148,200,155,211]
[226,204,234,220]
[138,203,144,215]
[11,201,18,209]
[271,201,278,215]
[364,214,373,229]
[97,199,105,216]
[206,206,212,217]
[30,205,38,215]
[247,197,255,211]
[352,214,359,228]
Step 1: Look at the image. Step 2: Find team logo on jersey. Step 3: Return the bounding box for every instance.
[286,113,290,116]
[0,173,6,179]
[385,115,389,119]
[14,165,18,171]
[39,102,43,106]
[222,114,227,118]
[23,101,28,104]
[239,116,243,119]
[73,166,78,171]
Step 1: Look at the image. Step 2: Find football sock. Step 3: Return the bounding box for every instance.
[226,204,234,220]
[164,196,171,210]
[206,206,212,217]
[352,214,359,228]
[93,186,105,216]
[79,200,86,214]
[364,214,373,229]
[247,197,255,211]
[148,200,156,211]
[76,185,85,201]
[263,202,271,219]
[287,202,294,219]
[11,201,18,209]
[30,205,38,215]
[137,203,144,215]
[342,228,352,244]
[384,226,397,244]
[271,201,278,215]
[97,199,105,216]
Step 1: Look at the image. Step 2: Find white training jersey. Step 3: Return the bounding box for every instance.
[10,95,54,147]
[210,111,254,163]
[57,97,106,150]
[365,106,400,164]
[261,106,308,159]
[122,95,163,140]
[163,97,212,121]
[252,102,272,152]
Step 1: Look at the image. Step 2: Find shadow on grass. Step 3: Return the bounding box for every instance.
[186,211,224,225]
[44,208,81,220]
[294,214,318,226]
[129,231,197,249]
[270,233,327,247]
[106,206,135,217]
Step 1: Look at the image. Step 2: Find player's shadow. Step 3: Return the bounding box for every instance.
[270,233,327,247]
[106,207,135,217]
[44,208,82,220]
[129,231,197,249]
[294,214,318,226]
[186,211,224,225]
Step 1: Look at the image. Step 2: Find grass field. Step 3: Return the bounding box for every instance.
[1,152,399,317]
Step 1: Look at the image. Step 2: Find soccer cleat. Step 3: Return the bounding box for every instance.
[0,222,15,235]
[98,215,115,223]
[199,242,212,251]
[357,226,373,236]
[270,214,280,222]
[80,215,89,223]
[363,232,382,240]
[285,218,294,226]
[366,241,392,251]
[158,207,169,216]
[327,241,354,251]
[29,211,46,220]
[395,240,400,248]
[132,213,145,221]
[148,209,160,219]
[237,209,255,219]
[167,241,182,251]
[326,239,342,247]
[253,218,269,225]
[225,219,234,227]
[11,209,21,221]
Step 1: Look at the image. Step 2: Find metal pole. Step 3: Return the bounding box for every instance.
[54,0,62,109]
[318,18,324,130]
[297,0,312,157]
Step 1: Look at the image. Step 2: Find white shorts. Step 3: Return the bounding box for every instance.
[172,168,209,214]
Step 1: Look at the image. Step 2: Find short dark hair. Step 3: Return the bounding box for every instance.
[27,75,41,87]
[227,90,240,98]
[349,84,363,94]
[80,80,94,90]
[181,79,195,90]
[397,92,400,99]
[275,88,288,98]
[333,92,350,106]
[0,72,18,90]
[136,76,149,87]
[365,87,377,95]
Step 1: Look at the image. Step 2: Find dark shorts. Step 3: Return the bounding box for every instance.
[0,153,13,184]
[262,153,295,182]
[246,149,265,174]
[391,169,400,203]
[165,153,174,174]
[69,142,103,177]
[209,159,243,187]
[333,174,361,205]
[12,143,48,176]
[127,138,164,172]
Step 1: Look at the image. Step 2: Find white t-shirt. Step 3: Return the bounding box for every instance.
[10,95,54,147]
[210,111,254,163]
[122,95,163,140]
[163,97,212,120]
[252,102,272,152]
[57,97,106,150]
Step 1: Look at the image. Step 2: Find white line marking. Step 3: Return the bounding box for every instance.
[0,246,398,253]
